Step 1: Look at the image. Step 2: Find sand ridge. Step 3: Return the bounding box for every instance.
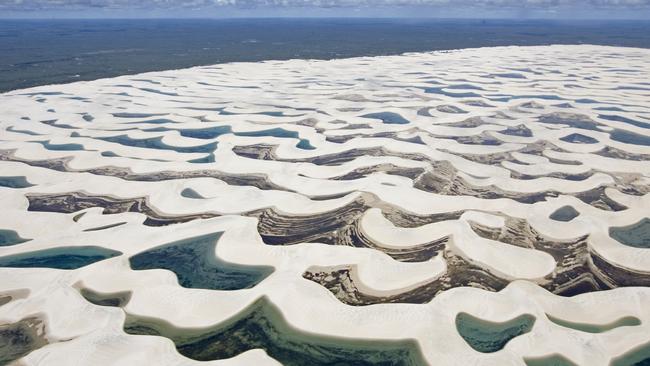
[0,45,649,365]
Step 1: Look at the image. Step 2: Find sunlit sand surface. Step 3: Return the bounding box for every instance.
[1,45,649,365]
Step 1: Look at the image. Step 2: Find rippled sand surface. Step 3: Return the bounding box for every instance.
[1,45,649,365]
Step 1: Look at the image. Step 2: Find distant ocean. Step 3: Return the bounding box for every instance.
[1,18,650,92]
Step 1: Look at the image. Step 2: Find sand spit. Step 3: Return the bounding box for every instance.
[0,45,649,365]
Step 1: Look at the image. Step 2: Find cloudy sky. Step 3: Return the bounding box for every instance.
[1,0,649,18]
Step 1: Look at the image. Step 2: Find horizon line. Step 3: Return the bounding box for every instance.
[2,16,650,21]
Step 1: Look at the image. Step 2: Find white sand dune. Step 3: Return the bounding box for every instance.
[0,45,649,366]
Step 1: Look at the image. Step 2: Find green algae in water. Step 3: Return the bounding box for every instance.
[546,314,640,333]
[180,188,204,199]
[187,153,215,164]
[524,353,578,366]
[0,317,49,365]
[0,246,122,269]
[179,126,232,139]
[610,218,650,248]
[129,232,273,291]
[455,312,536,353]
[235,127,315,150]
[79,288,132,307]
[0,296,12,306]
[549,206,580,222]
[611,341,650,366]
[82,222,127,232]
[0,176,34,189]
[125,296,426,366]
[112,112,167,118]
[0,229,31,247]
